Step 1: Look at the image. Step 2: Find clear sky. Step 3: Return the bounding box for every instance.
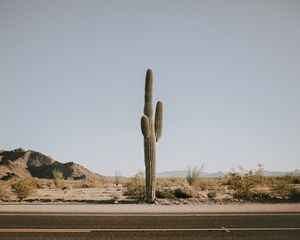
[0,0,299,176]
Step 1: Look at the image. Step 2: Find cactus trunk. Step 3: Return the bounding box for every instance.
[141,69,163,202]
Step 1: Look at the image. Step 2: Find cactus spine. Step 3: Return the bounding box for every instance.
[141,69,163,202]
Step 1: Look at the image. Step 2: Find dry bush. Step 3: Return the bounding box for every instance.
[155,188,176,199]
[36,179,54,189]
[52,169,65,188]
[157,177,186,187]
[271,179,300,202]
[173,187,194,198]
[276,174,300,184]
[12,178,37,200]
[225,165,269,200]
[169,177,186,186]
[225,165,300,202]
[123,171,145,199]
[79,179,97,188]
[207,190,217,199]
[193,178,220,191]
[0,181,11,201]
[194,179,209,190]
[289,188,300,202]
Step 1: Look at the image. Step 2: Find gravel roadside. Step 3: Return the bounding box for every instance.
[0,203,299,213]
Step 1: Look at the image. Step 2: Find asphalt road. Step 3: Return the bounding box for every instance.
[0,212,299,239]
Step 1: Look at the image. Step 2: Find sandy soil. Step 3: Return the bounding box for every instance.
[30,187,124,202]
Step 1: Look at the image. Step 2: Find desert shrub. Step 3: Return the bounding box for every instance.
[157,177,186,187]
[225,165,268,201]
[252,190,271,200]
[271,181,300,201]
[289,188,300,202]
[123,171,145,199]
[194,179,210,190]
[292,177,300,184]
[279,174,300,184]
[80,179,97,188]
[169,177,186,186]
[207,190,217,199]
[271,179,293,199]
[186,166,202,186]
[52,169,65,188]
[36,179,53,189]
[173,187,193,198]
[0,181,11,201]
[12,178,37,200]
[156,178,169,187]
[155,188,175,199]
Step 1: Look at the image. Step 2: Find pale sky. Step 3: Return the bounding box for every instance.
[0,0,299,176]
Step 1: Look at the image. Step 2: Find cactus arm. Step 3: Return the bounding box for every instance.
[141,115,150,138]
[154,101,163,141]
[143,69,153,118]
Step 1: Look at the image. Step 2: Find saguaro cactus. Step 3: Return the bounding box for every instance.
[141,69,163,202]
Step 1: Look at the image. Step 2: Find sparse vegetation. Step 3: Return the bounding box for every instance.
[0,180,11,201]
[114,170,122,186]
[52,169,65,188]
[173,187,194,199]
[0,163,299,203]
[12,178,37,200]
[288,188,300,201]
[225,165,267,200]
[155,188,175,199]
[123,171,145,200]
[207,190,217,199]
[186,166,203,186]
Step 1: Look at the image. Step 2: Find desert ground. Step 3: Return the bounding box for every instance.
[1,173,300,205]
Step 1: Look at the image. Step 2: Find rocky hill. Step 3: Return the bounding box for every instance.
[0,148,103,180]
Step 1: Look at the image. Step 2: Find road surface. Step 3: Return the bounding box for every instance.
[0,212,300,239]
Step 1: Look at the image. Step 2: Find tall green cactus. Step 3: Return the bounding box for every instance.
[141,69,163,202]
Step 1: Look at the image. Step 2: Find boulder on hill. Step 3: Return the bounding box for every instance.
[0,148,103,180]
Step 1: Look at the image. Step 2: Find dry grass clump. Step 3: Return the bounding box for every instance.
[78,179,97,188]
[123,171,145,199]
[36,179,54,189]
[155,187,195,199]
[12,178,37,200]
[52,169,66,188]
[186,166,203,186]
[0,180,12,201]
[157,177,186,187]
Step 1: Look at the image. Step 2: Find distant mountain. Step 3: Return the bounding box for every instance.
[157,169,300,178]
[0,148,103,180]
[157,170,226,178]
[262,170,300,177]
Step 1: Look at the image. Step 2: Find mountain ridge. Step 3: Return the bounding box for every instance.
[0,148,103,180]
